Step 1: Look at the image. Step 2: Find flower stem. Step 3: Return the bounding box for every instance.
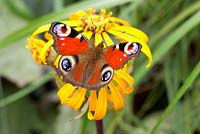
[96,120,104,134]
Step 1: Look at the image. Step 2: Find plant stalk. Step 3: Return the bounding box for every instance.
[96,120,103,134]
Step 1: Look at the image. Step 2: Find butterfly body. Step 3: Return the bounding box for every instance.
[49,22,142,90]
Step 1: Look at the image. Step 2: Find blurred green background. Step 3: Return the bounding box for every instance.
[0,0,200,134]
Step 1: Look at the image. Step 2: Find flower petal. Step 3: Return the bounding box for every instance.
[107,93,113,102]
[108,29,152,67]
[110,17,130,26]
[74,27,83,31]
[109,82,124,110]
[44,32,53,40]
[93,88,107,119]
[119,64,128,72]
[88,88,107,120]
[27,37,48,64]
[95,33,103,46]
[32,24,51,36]
[113,74,133,94]
[111,25,149,43]
[88,111,94,120]
[102,32,114,46]
[53,55,62,68]
[82,31,93,40]
[89,90,97,111]
[62,20,83,27]
[39,39,54,64]
[67,88,86,110]
[115,70,134,86]
[68,10,87,20]
[57,84,77,104]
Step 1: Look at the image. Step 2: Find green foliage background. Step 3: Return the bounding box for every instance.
[0,0,200,134]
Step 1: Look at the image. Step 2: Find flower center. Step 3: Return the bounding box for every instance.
[81,9,114,33]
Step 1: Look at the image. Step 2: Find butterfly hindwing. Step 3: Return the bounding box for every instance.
[49,22,90,55]
[103,42,142,69]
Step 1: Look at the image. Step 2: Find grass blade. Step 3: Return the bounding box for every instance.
[134,11,200,87]
[150,61,200,133]
[150,1,200,47]
[0,74,51,108]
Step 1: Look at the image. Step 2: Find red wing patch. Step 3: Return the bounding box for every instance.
[56,36,89,55]
[103,42,141,69]
[49,22,90,55]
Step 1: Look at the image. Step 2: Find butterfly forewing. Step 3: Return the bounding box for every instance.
[49,22,90,55]
[103,42,142,69]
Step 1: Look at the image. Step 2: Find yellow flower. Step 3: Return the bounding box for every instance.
[27,8,152,120]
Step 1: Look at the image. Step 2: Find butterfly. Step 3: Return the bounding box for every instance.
[49,22,142,90]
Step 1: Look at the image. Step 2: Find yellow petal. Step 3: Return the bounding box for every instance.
[32,24,51,36]
[88,111,94,120]
[44,32,53,40]
[100,8,107,15]
[93,88,107,120]
[67,88,86,110]
[88,88,107,120]
[102,32,114,46]
[111,25,149,43]
[53,55,62,68]
[119,64,128,72]
[62,20,83,27]
[74,27,83,31]
[69,10,87,19]
[27,37,47,64]
[89,90,97,111]
[115,70,134,87]
[110,17,130,26]
[113,74,133,94]
[87,8,96,15]
[57,84,76,104]
[115,71,134,94]
[108,29,152,68]
[107,93,113,102]
[82,31,93,40]
[109,82,124,110]
[39,39,54,64]
[95,33,103,46]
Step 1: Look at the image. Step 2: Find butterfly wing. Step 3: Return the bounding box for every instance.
[49,22,92,87]
[103,42,142,70]
[49,22,91,55]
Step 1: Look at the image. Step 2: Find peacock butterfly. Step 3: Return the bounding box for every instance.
[49,22,141,90]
